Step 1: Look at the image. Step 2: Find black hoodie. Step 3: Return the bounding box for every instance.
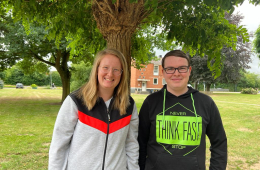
[138,85,227,170]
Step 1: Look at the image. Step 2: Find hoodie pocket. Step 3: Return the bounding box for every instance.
[147,153,200,170]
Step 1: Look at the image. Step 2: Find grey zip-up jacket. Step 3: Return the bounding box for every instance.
[49,92,139,170]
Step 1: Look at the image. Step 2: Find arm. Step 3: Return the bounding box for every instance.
[48,96,78,170]
[125,102,140,170]
[207,100,227,170]
[138,99,151,170]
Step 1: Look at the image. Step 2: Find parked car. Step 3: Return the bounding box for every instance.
[16,83,24,89]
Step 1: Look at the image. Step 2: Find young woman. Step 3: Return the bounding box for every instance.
[49,48,139,170]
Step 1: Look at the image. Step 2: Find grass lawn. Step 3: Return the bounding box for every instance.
[0,89,259,169]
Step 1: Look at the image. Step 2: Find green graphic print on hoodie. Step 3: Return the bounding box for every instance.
[138,85,227,170]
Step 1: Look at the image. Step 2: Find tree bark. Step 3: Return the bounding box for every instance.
[194,81,198,90]
[206,83,211,91]
[55,50,71,103]
[58,69,70,103]
[92,0,147,87]
[106,31,132,87]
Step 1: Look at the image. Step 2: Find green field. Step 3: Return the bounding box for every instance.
[0,89,259,169]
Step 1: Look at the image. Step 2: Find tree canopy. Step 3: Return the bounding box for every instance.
[190,12,252,91]
[253,25,260,59]
[0,14,104,102]
[2,0,254,78]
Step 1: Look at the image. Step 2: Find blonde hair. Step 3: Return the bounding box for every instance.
[78,48,130,115]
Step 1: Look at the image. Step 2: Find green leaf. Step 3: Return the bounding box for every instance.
[129,0,138,3]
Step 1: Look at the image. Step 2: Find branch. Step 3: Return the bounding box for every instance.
[145,0,182,16]
[139,8,154,23]
[93,0,117,21]
[51,52,56,60]
[48,0,58,7]
[68,0,82,14]
[30,50,55,66]
[55,50,62,69]
[60,51,70,69]
[104,0,115,16]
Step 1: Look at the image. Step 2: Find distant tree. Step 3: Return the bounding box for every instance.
[3,65,49,86]
[253,25,260,59]
[190,12,252,91]
[0,16,24,71]
[22,73,48,86]
[70,61,92,92]
[4,66,24,85]
[239,72,260,88]
[190,55,216,91]
[216,13,252,91]
[50,71,62,87]
[0,72,5,80]
[0,15,103,102]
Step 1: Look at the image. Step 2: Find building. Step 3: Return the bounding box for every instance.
[131,57,165,93]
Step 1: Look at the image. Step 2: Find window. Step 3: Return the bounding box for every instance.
[154,65,159,75]
[139,76,141,78]
[162,79,166,85]
[153,78,158,85]
[143,76,145,78]
[143,69,146,71]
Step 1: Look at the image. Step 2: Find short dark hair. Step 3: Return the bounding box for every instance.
[162,50,190,68]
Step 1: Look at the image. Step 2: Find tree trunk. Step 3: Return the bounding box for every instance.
[194,81,198,90]
[55,50,71,103]
[106,31,132,87]
[206,83,211,91]
[92,0,146,88]
[106,31,132,72]
[57,68,71,103]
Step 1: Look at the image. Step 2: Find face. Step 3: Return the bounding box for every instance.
[97,54,122,92]
[162,56,191,96]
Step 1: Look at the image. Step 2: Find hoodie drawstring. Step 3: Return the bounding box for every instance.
[162,89,199,156]
[190,93,199,140]
[162,89,166,128]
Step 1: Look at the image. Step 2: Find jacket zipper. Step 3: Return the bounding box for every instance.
[102,108,110,170]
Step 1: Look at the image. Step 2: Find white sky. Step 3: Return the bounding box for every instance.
[156,0,260,74]
[234,0,260,74]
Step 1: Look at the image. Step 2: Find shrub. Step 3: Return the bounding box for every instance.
[241,88,258,95]
[43,85,51,89]
[31,84,38,89]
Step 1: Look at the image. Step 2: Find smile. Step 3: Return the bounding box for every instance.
[105,78,114,81]
[172,78,182,81]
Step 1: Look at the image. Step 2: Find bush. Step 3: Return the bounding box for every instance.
[31,84,38,89]
[43,85,51,89]
[241,88,258,95]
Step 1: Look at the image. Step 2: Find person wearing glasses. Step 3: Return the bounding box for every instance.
[138,50,227,170]
[49,48,139,170]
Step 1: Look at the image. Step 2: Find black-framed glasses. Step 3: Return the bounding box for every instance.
[99,66,123,76]
[163,66,189,74]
